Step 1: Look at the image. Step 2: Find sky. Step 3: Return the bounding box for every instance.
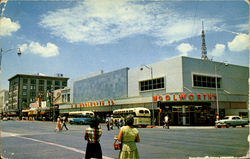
[0,0,249,90]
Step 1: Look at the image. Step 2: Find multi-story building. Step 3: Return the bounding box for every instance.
[61,56,248,126]
[0,89,9,117]
[7,74,69,118]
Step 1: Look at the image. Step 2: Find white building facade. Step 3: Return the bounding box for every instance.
[60,56,248,126]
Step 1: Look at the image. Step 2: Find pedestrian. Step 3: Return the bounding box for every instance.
[84,117,102,159]
[120,117,124,127]
[62,116,68,130]
[115,119,120,129]
[110,118,114,130]
[55,116,62,132]
[117,114,140,159]
[163,114,169,129]
[106,116,110,131]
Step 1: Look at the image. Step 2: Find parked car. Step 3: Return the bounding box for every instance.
[69,117,92,125]
[215,116,249,128]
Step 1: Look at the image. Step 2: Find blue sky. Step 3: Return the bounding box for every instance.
[0,0,249,90]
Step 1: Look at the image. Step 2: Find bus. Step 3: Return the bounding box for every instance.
[113,107,151,127]
[68,111,95,125]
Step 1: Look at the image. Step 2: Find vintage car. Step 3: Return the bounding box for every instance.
[69,117,92,125]
[215,116,249,128]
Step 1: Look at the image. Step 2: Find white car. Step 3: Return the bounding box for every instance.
[215,116,249,128]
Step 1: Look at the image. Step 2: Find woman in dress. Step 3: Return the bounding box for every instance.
[84,117,102,159]
[55,116,62,132]
[117,115,140,159]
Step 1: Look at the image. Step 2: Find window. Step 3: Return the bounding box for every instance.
[23,85,27,89]
[31,79,36,84]
[22,91,27,96]
[39,80,44,85]
[23,79,28,84]
[30,85,36,90]
[47,80,52,85]
[39,86,44,91]
[140,77,164,91]
[62,81,67,86]
[193,74,221,88]
[30,92,36,96]
[55,80,60,86]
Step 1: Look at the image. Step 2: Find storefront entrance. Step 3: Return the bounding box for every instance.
[160,102,216,126]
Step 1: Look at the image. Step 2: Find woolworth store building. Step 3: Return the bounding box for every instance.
[59,56,248,126]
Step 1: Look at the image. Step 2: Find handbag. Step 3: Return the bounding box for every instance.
[114,139,121,150]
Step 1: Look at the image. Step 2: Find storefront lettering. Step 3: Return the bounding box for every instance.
[165,95,171,101]
[153,93,216,102]
[159,95,163,101]
[73,99,115,108]
[197,93,201,100]
[188,94,194,100]
[179,94,186,100]
[173,95,177,100]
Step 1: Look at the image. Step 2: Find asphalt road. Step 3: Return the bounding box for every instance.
[1,120,249,159]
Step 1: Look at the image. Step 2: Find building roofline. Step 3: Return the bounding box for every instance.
[8,74,69,81]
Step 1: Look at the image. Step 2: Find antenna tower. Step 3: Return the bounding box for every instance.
[201,21,209,60]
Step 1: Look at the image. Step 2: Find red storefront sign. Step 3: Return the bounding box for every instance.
[153,93,216,102]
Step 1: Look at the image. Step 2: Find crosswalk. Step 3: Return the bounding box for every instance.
[1,131,113,159]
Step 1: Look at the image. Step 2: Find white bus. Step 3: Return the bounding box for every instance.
[68,111,94,121]
[113,107,151,127]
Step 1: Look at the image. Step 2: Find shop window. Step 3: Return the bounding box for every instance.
[239,112,248,118]
[193,74,221,89]
[140,77,165,91]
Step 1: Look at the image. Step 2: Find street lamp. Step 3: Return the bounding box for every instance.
[0,48,21,117]
[140,65,155,126]
[214,61,228,120]
[0,48,21,69]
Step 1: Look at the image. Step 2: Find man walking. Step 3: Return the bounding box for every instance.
[62,116,68,130]
[163,114,170,129]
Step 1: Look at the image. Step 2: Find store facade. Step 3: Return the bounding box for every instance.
[60,56,248,126]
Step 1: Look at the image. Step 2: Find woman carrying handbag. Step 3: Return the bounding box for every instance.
[117,115,140,159]
[84,117,102,159]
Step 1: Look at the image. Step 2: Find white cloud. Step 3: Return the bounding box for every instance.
[209,44,225,57]
[228,34,249,52]
[19,42,59,58]
[0,17,20,37]
[40,0,221,45]
[176,43,194,56]
[235,23,248,32]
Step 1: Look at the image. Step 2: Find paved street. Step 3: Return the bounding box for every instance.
[1,120,249,159]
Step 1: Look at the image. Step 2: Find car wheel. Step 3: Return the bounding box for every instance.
[226,124,230,128]
[241,125,245,127]
[232,125,236,128]
[69,121,73,125]
[80,121,83,125]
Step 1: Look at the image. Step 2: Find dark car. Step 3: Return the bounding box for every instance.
[69,117,92,125]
